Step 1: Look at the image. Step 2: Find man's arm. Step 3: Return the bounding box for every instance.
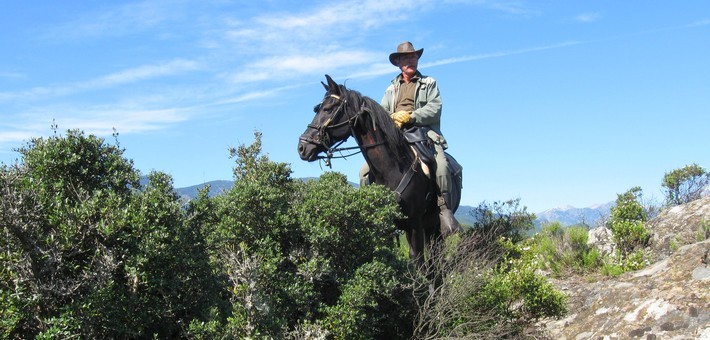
[411,78,442,126]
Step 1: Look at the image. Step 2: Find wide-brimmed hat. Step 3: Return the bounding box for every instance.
[389,41,424,66]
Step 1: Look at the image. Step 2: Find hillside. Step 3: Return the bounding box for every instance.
[540,197,710,338]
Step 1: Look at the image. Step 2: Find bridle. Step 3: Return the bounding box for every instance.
[300,88,421,199]
[300,91,380,167]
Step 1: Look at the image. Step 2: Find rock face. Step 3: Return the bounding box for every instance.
[647,197,710,263]
[542,197,710,339]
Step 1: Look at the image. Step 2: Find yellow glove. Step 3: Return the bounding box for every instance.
[390,110,412,128]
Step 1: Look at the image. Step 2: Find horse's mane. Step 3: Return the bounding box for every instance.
[336,84,414,165]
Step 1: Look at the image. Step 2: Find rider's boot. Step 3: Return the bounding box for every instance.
[438,191,462,237]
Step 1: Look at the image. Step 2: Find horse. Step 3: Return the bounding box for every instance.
[297,75,461,266]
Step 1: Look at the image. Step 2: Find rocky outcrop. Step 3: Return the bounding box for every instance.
[647,196,710,263]
[541,197,710,339]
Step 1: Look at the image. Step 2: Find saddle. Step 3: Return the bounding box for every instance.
[402,126,463,212]
[402,126,436,165]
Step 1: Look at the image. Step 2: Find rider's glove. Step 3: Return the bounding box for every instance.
[391,110,412,128]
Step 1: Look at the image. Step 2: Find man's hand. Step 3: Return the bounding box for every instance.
[391,110,412,128]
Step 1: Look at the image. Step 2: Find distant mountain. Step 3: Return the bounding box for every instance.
[535,202,614,228]
[454,205,478,226]
[175,180,234,199]
[171,179,612,229]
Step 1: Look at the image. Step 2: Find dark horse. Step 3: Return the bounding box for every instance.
[297,75,461,265]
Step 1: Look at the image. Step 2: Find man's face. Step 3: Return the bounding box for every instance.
[396,54,418,76]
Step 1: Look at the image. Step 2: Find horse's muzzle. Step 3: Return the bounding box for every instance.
[297,139,318,162]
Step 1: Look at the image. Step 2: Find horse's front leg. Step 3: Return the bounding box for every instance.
[405,217,426,269]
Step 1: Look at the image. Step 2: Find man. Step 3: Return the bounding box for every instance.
[360,41,461,233]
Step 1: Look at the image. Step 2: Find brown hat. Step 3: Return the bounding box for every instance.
[389,41,424,66]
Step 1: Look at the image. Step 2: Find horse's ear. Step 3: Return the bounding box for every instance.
[325,74,340,95]
[321,81,328,91]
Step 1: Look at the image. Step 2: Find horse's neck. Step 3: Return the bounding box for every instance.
[353,116,409,187]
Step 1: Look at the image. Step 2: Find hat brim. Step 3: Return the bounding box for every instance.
[389,48,424,66]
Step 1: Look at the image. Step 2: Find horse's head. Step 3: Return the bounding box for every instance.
[297,75,353,162]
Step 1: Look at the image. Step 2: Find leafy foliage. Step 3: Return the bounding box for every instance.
[468,198,535,245]
[607,187,650,255]
[1,130,219,338]
[662,163,709,206]
[2,129,572,339]
[410,201,567,339]
[526,223,602,276]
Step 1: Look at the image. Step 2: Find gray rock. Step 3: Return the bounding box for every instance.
[539,197,710,339]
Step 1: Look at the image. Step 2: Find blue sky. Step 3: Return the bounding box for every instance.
[1,1,708,213]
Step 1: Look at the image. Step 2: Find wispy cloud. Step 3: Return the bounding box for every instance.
[0,59,200,102]
[45,0,187,40]
[58,107,188,135]
[226,51,381,83]
[687,18,710,27]
[0,72,25,80]
[0,130,38,144]
[575,12,601,23]
[424,41,582,68]
[0,0,550,148]
[91,59,200,87]
[0,104,189,148]
[215,0,541,84]
[219,0,433,56]
[442,0,538,16]
[208,83,308,106]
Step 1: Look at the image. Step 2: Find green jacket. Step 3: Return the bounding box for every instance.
[380,72,447,148]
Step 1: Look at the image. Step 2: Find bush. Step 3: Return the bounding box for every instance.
[527,223,602,276]
[468,198,535,247]
[607,187,650,256]
[411,202,567,339]
[2,128,582,338]
[321,257,413,339]
[662,163,709,206]
[484,238,568,323]
[205,132,411,338]
[0,129,219,338]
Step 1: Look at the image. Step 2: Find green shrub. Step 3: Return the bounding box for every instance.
[476,238,568,326]
[204,132,410,338]
[468,198,535,245]
[1,129,219,338]
[662,163,709,206]
[321,257,413,339]
[525,223,601,276]
[698,220,710,242]
[601,249,646,276]
[607,187,650,256]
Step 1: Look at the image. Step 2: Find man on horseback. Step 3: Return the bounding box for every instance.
[360,41,461,234]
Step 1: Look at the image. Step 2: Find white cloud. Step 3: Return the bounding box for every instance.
[46,0,187,40]
[60,107,188,135]
[0,104,189,148]
[0,59,200,102]
[575,12,601,23]
[227,51,380,83]
[0,72,25,80]
[687,18,710,27]
[425,41,581,68]
[92,59,200,87]
[442,0,539,16]
[0,130,37,144]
